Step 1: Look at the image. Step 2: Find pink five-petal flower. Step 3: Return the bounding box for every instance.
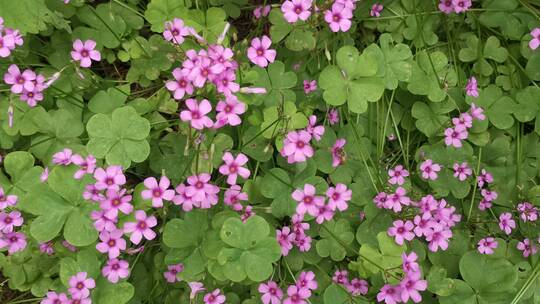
[529,28,540,50]
[465,76,479,97]
[259,281,283,304]
[0,33,15,57]
[100,189,133,219]
[281,0,312,23]
[0,187,17,210]
[297,271,317,290]
[283,285,311,304]
[306,115,324,141]
[215,96,246,127]
[387,220,415,245]
[326,183,351,212]
[52,148,73,165]
[0,211,23,233]
[498,212,516,235]
[420,159,441,180]
[219,152,250,185]
[95,229,126,259]
[247,35,276,67]
[470,103,485,121]
[123,210,157,245]
[163,263,184,283]
[452,0,472,13]
[203,289,226,304]
[477,237,498,254]
[324,3,352,32]
[102,258,130,283]
[425,225,452,252]
[0,231,26,254]
[331,138,347,167]
[303,80,317,94]
[3,64,36,94]
[402,252,420,273]
[377,284,401,304]
[444,125,468,148]
[332,269,349,285]
[370,3,384,17]
[94,165,126,191]
[173,183,198,211]
[400,271,427,303]
[166,68,193,100]
[163,18,191,45]
[388,165,409,185]
[438,0,454,14]
[281,130,313,163]
[180,98,214,130]
[71,39,101,68]
[68,272,95,299]
[141,176,175,208]
[517,238,538,257]
[223,185,248,211]
[41,291,69,304]
[292,183,325,217]
[276,226,295,256]
[453,162,472,181]
[71,154,96,179]
[185,173,220,205]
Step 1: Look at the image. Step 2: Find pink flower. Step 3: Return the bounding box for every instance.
[203,289,226,304]
[40,167,49,183]
[123,210,157,244]
[498,212,516,235]
[41,292,69,304]
[477,237,497,254]
[224,185,248,211]
[21,85,44,107]
[420,159,441,180]
[0,231,26,254]
[388,165,409,185]
[477,169,493,187]
[247,35,276,68]
[90,210,117,232]
[297,271,317,290]
[292,183,325,217]
[53,148,73,165]
[283,285,311,304]
[470,103,485,121]
[189,282,205,299]
[402,252,420,273]
[385,187,411,213]
[71,39,101,68]
[306,115,324,141]
[94,166,126,191]
[465,76,479,97]
[281,130,314,163]
[453,162,472,181]
[438,0,454,14]
[180,98,213,130]
[259,281,283,304]
[214,71,239,95]
[102,258,130,283]
[529,28,540,50]
[346,278,369,296]
[452,0,472,13]
[277,226,295,256]
[324,3,353,32]
[315,202,334,224]
[281,0,312,23]
[241,205,255,223]
[481,189,497,202]
[100,189,133,218]
[452,112,473,129]
[163,18,191,45]
[39,241,55,255]
[71,154,96,179]
[388,220,415,245]
[95,229,126,259]
[172,183,197,211]
[0,32,15,57]
[3,64,36,94]
[399,271,427,303]
[68,272,95,299]
[517,202,538,222]
[444,125,468,148]
[328,108,339,125]
[425,225,452,252]
[370,3,384,17]
[331,138,347,167]
[326,183,351,211]
[295,233,312,252]
[303,80,317,94]
[185,173,220,207]
[164,263,184,283]
[0,187,17,210]
[254,5,271,19]
[83,184,104,203]
[332,269,349,285]
[219,152,250,185]
[141,176,175,208]
[0,211,23,233]
[166,68,193,100]
[377,284,401,304]
[413,213,435,237]
[215,96,246,127]
[517,238,538,257]
[62,240,78,252]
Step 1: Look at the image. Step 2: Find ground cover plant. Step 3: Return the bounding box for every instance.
[0,0,539,303]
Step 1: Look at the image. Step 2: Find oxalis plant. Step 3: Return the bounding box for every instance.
[0,0,539,303]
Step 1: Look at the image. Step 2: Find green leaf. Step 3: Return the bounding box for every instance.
[408,51,457,102]
[460,251,518,293]
[427,265,456,296]
[144,0,189,32]
[466,85,515,129]
[526,52,540,81]
[439,280,476,304]
[0,0,55,34]
[376,33,413,89]
[253,61,297,106]
[324,284,351,304]
[269,9,292,43]
[76,4,127,48]
[316,219,354,261]
[411,101,451,137]
[260,168,292,199]
[64,209,98,247]
[94,280,135,304]
[285,28,316,51]
[89,86,130,114]
[163,211,209,249]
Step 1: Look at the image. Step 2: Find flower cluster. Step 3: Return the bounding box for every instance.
[277,214,312,255]
[292,183,351,223]
[281,115,325,164]
[258,271,317,304]
[0,186,25,255]
[332,270,369,296]
[42,272,95,304]
[3,64,49,107]
[444,101,485,148]
[438,0,472,14]
[0,17,23,58]
[377,252,427,303]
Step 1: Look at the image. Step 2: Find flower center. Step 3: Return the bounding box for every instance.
[172,29,179,36]
[303,196,313,204]
[4,217,12,224]
[153,189,162,197]
[81,50,89,57]
[195,181,204,189]
[112,199,121,206]
[112,264,120,270]
[137,221,147,229]
[191,111,200,119]
[202,69,209,77]
[296,141,305,148]
[256,48,264,56]
[108,240,116,247]
[294,6,302,14]
[106,178,114,185]
[224,105,232,113]
[17,77,24,84]
[9,236,17,242]
[76,282,84,289]
[333,14,340,21]
[332,193,339,200]
[229,165,237,173]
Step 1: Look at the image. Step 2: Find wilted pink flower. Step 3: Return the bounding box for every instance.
[328,108,339,125]
[164,263,184,283]
[71,39,101,68]
[281,130,314,163]
[453,162,472,181]
[377,284,401,304]
[477,169,493,188]
[498,212,516,235]
[68,272,95,299]
[240,86,266,94]
[180,98,213,130]
[62,240,78,252]
[0,211,23,233]
[247,35,276,68]
[331,138,347,167]
[517,238,538,257]
[123,210,157,244]
[71,154,96,179]
[215,96,245,127]
[477,237,497,254]
[203,289,226,304]
[163,18,191,45]
[370,3,384,17]
[326,183,351,211]
[324,3,353,32]
[292,183,325,217]
[102,258,130,283]
[281,0,312,23]
[40,167,50,183]
[253,5,271,19]
[219,152,250,185]
[465,76,479,97]
[189,282,205,299]
[39,241,55,255]
[224,185,248,211]
[259,281,283,304]
[0,32,15,57]
[0,187,17,210]
[94,166,126,191]
[141,176,175,208]
[529,28,540,50]
[388,220,415,245]
[388,165,409,185]
[438,0,454,14]
[166,68,193,100]
[399,271,427,303]
[96,229,126,259]
[420,159,441,180]
[0,231,26,254]
[303,80,317,94]
[283,285,311,304]
[481,189,497,202]
[3,64,35,94]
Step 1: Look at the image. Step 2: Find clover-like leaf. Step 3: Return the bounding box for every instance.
[466,85,515,130]
[373,33,413,89]
[76,4,128,48]
[411,101,453,137]
[514,86,540,134]
[253,61,297,106]
[87,106,150,169]
[459,35,508,76]
[269,9,292,43]
[316,219,354,261]
[408,51,457,102]
[0,0,55,34]
[93,279,135,304]
[144,0,190,32]
[88,85,130,114]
